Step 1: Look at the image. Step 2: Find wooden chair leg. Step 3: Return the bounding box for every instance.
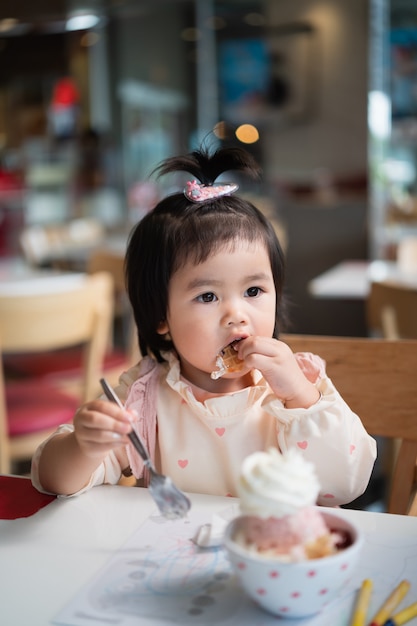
[388,440,417,515]
[409,493,417,516]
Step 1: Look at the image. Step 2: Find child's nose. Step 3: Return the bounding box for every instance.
[223,301,247,326]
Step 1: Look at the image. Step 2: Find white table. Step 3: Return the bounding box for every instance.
[0,258,86,296]
[30,232,129,268]
[1,482,417,626]
[308,259,417,299]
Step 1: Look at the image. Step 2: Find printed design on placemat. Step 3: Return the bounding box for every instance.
[53,507,417,626]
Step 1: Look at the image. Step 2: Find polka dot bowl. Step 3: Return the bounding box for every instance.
[223,510,363,618]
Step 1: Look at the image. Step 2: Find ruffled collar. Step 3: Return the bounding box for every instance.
[163,351,269,418]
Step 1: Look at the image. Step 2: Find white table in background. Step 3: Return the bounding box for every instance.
[0,257,86,296]
[308,259,417,299]
[1,480,417,626]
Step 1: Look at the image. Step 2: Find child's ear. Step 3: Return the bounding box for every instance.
[157,320,169,335]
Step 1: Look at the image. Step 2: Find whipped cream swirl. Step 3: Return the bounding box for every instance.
[237,448,320,518]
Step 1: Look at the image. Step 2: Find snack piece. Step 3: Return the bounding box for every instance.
[211,343,243,380]
[234,448,347,561]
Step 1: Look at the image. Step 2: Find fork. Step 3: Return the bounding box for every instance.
[100,378,191,520]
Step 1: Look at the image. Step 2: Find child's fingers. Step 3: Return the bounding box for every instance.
[95,399,133,422]
[74,401,133,438]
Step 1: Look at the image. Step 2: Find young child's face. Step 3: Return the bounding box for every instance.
[158,239,276,392]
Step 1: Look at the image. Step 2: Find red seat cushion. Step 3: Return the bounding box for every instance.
[4,347,127,380]
[6,380,79,436]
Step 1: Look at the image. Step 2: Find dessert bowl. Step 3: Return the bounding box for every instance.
[224,509,363,619]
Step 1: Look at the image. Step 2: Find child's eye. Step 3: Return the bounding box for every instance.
[197,292,217,303]
[246,286,262,297]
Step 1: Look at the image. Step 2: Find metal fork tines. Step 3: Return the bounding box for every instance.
[100,378,191,520]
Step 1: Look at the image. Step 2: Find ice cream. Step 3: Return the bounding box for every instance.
[234,448,350,561]
[211,343,243,380]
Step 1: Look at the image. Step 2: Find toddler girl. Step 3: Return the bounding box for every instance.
[32,146,376,504]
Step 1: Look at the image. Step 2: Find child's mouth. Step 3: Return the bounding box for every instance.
[221,339,241,356]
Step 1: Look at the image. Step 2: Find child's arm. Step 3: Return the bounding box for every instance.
[35,399,133,496]
[236,336,377,505]
[273,379,377,506]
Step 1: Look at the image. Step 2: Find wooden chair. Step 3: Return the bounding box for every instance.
[366,280,417,340]
[4,249,140,396]
[282,333,417,515]
[0,272,113,474]
[87,247,140,368]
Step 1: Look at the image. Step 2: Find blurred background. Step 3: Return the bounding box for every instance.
[0,0,416,337]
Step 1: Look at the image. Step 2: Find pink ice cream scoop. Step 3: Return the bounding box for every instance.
[238,507,338,561]
[235,448,341,561]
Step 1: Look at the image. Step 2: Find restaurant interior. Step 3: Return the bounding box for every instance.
[0,0,417,514]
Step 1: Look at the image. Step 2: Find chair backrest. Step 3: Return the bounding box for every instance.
[87,248,126,292]
[0,271,113,403]
[282,333,417,515]
[366,280,417,339]
[0,271,114,473]
[397,236,417,274]
[87,248,139,365]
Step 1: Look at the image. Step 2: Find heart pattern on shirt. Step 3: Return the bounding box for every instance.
[349,444,356,454]
[215,427,225,437]
[297,441,308,450]
[178,459,188,468]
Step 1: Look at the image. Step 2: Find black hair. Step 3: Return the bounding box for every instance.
[125,146,287,362]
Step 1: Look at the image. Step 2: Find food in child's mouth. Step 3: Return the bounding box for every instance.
[211,343,243,380]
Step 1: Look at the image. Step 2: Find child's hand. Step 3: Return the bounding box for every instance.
[73,399,133,460]
[235,337,320,409]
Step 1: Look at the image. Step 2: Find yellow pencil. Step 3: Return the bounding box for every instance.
[369,580,411,626]
[383,602,417,626]
[350,579,373,626]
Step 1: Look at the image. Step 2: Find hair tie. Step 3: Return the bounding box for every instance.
[184,180,238,203]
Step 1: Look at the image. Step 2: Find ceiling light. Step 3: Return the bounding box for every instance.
[235,124,259,144]
[66,10,101,31]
